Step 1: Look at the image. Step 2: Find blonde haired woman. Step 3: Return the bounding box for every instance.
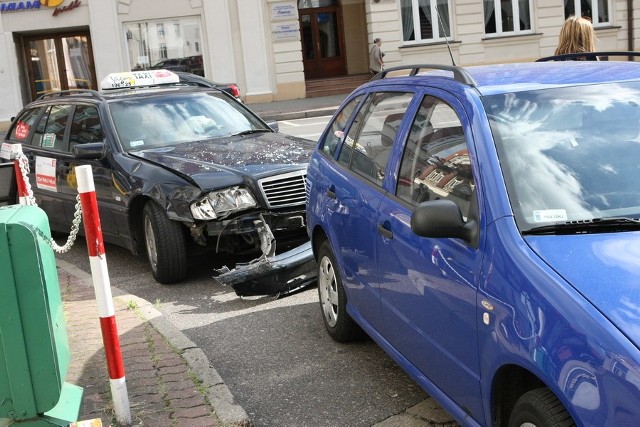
[555,16,597,57]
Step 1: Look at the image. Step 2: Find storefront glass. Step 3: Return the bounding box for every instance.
[28,35,94,97]
[124,17,204,76]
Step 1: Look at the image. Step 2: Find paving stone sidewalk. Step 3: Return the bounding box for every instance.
[58,261,247,427]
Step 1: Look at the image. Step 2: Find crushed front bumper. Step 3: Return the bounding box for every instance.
[213,241,317,297]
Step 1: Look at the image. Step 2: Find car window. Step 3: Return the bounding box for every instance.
[33,104,73,151]
[336,92,413,186]
[484,82,640,230]
[319,95,363,157]
[69,104,104,149]
[397,96,474,218]
[8,107,44,143]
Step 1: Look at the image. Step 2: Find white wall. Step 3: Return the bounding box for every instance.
[202,0,237,84]
[0,20,22,122]
[238,0,272,96]
[91,1,125,83]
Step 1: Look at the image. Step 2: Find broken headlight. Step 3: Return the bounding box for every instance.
[190,187,257,220]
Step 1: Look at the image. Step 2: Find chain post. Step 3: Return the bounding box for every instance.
[13,149,83,253]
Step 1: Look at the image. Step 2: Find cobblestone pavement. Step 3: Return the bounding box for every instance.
[59,262,239,426]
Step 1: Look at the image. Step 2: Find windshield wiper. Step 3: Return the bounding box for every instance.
[232,129,271,136]
[523,217,640,235]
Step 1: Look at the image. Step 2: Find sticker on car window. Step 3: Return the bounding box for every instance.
[15,121,30,140]
[130,140,144,147]
[41,133,56,148]
[533,209,567,223]
[35,156,57,192]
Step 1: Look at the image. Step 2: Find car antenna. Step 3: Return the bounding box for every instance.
[436,8,456,66]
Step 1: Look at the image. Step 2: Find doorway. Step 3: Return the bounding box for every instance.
[23,31,97,101]
[299,2,346,79]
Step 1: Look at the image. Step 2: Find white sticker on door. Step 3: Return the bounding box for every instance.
[36,156,57,192]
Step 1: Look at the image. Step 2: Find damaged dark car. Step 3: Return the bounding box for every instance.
[2,70,316,293]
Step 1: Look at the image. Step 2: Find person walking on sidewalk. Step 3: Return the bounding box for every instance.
[369,37,384,75]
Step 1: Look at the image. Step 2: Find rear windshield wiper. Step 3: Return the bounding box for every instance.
[232,129,271,136]
[523,217,640,235]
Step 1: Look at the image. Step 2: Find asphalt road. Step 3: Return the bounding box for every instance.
[56,238,427,427]
[55,116,430,426]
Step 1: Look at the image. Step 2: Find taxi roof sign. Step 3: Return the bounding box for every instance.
[100,70,180,90]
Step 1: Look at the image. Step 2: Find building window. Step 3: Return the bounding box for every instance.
[401,0,451,44]
[484,0,532,36]
[124,17,202,71]
[298,0,336,7]
[564,0,610,25]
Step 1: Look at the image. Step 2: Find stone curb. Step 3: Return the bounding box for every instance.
[258,106,339,122]
[56,258,252,427]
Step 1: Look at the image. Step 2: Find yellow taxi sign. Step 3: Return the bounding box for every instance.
[100,70,179,90]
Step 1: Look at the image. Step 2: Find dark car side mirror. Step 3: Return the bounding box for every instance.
[73,141,107,160]
[266,121,279,132]
[411,199,478,246]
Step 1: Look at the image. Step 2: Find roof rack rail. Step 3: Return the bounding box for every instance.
[536,51,640,62]
[37,89,105,101]
[371,64,476,87]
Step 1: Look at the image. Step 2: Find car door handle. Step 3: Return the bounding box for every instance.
[377,224,393,239]
[327,185,336,199]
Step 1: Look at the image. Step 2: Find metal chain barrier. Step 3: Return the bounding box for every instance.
[16,152,83,253]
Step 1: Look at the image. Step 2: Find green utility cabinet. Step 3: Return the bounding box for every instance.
[0,205,82,426]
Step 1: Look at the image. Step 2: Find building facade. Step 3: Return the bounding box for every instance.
[1,0,639,123]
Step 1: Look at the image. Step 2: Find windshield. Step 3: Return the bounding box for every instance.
[484,82,640,232]
[110,91,268,151]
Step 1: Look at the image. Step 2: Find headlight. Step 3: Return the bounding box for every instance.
[190,187,257,220]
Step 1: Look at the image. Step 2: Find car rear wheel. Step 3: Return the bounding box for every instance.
[509,388,575,427]
[317,240,363,342]
[143,201,188,284]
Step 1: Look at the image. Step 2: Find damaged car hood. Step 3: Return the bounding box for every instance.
[130,132,314,189]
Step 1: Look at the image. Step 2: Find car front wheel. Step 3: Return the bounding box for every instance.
[317,240,363,342]
[509,388,575,427]
[143,201,188,284]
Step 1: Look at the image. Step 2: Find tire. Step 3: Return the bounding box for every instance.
[509,388,576,427]
[317,240,363,342]
[142,201,188,284]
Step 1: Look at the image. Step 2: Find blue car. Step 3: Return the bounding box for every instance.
[306,61,640,426]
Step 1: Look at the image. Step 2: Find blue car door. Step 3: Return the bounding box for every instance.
[316,91,416,328]
[376,92,484,420]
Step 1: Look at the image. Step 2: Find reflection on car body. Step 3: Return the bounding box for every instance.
[1,70,314,292]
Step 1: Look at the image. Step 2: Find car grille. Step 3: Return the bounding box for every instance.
[258,169,307,209]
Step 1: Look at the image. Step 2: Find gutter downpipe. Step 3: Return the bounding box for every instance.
[628,0,634,60]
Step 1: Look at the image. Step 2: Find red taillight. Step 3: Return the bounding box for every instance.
[229,84,240,98]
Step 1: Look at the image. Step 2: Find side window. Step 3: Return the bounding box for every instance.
[33,104,73,151]
[337,92,414,186]
[319,95,362,157]
[397,96,475,218]
[8,107,44,143]
[69,105,104,149]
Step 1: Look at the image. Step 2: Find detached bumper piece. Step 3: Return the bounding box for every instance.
[213,241,317,297]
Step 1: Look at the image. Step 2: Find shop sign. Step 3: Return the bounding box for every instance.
[52,0,80,16]
[0,0,81,15]
[271,2,296,20]
[0,1,41,12]
[272,22,299,41]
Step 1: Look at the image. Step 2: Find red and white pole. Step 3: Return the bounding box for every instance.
[75,165,131,425]
[8,143,33,205]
